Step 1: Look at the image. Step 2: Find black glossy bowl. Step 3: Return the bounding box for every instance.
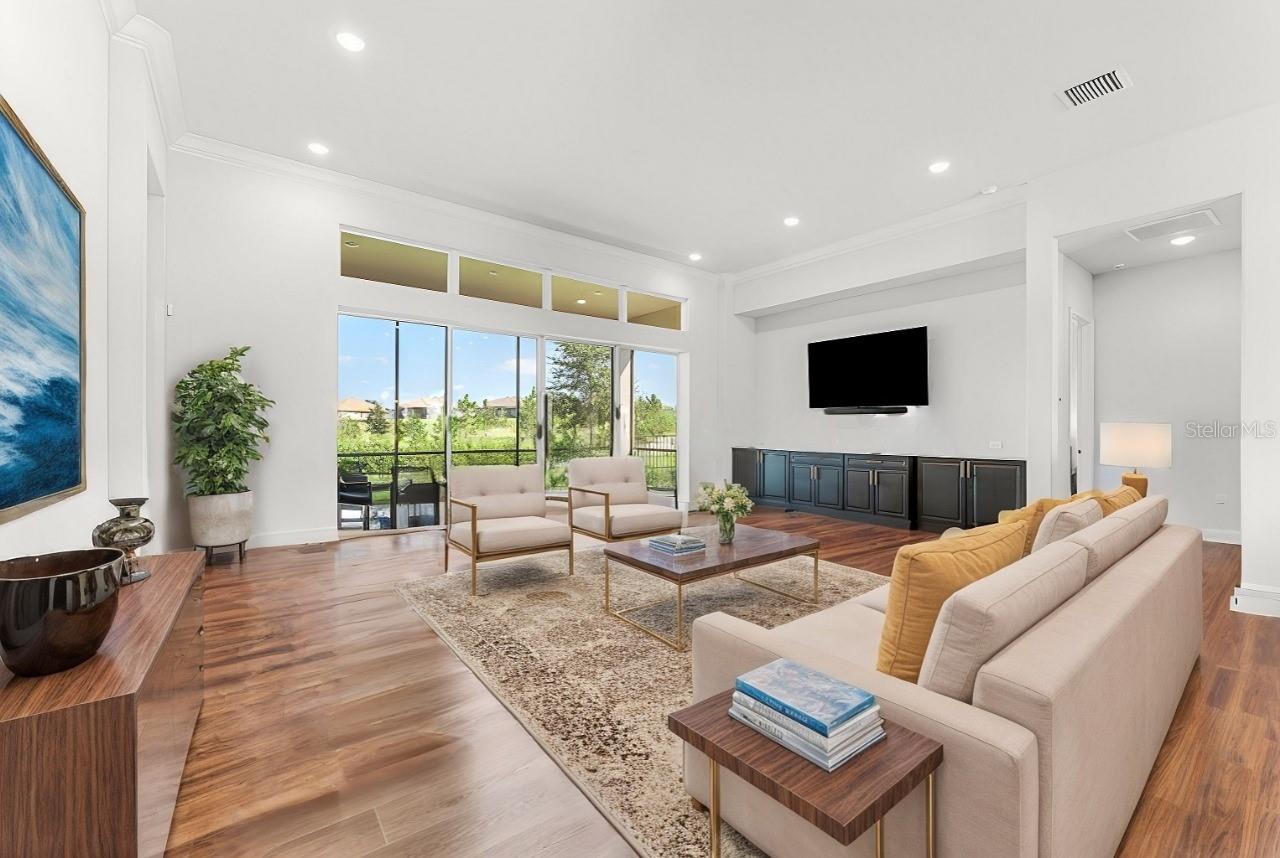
[0,548,124,677]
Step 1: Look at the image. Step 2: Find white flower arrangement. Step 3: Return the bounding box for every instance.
[700,481,754,520]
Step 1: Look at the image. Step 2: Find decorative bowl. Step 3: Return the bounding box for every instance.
[0,548,124,677]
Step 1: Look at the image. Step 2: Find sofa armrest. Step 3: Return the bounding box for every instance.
[689,612,1040,858]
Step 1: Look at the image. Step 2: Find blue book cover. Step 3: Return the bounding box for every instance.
[735,659,876,737]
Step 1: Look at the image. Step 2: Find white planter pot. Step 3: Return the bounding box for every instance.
[188,491,254,547]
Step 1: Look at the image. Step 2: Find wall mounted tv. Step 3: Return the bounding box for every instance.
[807,326,928,413]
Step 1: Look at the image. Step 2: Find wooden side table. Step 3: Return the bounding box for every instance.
[669,689,942,857]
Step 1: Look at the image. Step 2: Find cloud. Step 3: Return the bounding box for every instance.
[500,357,538,375]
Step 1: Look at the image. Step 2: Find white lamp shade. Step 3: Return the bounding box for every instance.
[1099,422,1172,469]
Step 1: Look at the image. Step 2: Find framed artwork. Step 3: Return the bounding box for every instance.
[0,94,86,523]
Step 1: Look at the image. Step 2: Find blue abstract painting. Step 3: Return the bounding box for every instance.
[0,98,85,519]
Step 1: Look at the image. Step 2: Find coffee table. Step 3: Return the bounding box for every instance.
[669,689,942,858]
[601,524,820,651]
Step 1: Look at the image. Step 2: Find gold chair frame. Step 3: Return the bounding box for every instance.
[444,496,574,596]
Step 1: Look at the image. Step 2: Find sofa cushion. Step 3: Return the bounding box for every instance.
[771,600,886,668]
[566,457,650,506]
[1030,498,1103,552]
[1064,495,1169,581]
[999,498,1072,556]
[854,582,890,613]
[451,464,547,520]
[918,541,1088,702]
[449,516,570,554]
[876,520,1027,683]
[573,503,682,537]
[1096,485,1143,516]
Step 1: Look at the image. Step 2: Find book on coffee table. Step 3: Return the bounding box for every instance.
[647,533,706,554]
[731,690,881,753]
[736,659,877,736]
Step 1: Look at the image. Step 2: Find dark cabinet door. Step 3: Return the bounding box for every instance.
[759,450,789,500]
[789,463,815,504]
[873,470,910,519]
[844,468,873,513]
[814,465,843,509]
[731,448,760,497]
[918,458,966,531]
[968,460,1026,526]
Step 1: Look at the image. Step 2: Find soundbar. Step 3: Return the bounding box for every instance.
[823,406,909,415]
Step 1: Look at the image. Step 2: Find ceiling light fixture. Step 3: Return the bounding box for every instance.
[688,252,702,262]
[980,185,998,195]
[928,161,950,174]
[783,216,800,227]
[576,298,587,304]
[1170,235,1196,246]
[593,290,603,296]
[1113,263,1126,270]
[307,142,329,155]
[488,270,499,276]
[344,240,359,248]
[336,32,365,52]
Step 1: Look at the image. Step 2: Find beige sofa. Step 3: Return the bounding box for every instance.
[684,496,1202,857]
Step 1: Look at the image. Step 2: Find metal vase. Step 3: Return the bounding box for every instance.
[91,497,155,584]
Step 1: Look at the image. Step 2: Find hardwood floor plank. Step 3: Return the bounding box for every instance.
[165,507,1261,858]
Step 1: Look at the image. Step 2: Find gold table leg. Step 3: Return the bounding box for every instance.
[875,818,884,858]
[709,757,721,858]
[732,550,822,605]
[927,771,936,858]
[676,583,684,651]
[604,556,611,614]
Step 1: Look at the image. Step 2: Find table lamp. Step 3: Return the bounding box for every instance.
[1099,422,1171,497]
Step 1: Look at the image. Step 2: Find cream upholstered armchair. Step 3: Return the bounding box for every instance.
[567,456,684,542]
[446,464,573,596]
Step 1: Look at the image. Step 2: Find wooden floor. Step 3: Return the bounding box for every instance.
[164,507,1265,857]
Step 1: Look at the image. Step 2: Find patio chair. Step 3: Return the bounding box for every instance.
[567,456,684,542]
[445,464,573,596]
[337,473,373,530]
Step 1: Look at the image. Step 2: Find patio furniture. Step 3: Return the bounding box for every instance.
[567,456,684,542]
[445,464,574,596]
[398,469,442,528]
[337,473,373,530]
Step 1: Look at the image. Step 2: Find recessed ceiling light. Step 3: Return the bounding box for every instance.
[980,185,998,195]
[593,290,603,296]
[782,216,800,227]
[1170,235,1196,246]
[688,252,702,262]
[1113,263,1126,269]
[576,298,587,304]
[488,270,499,276]
[344,240,359,248]
[336,32,365,52]
[928,161,950,174]
[307,142,329,155]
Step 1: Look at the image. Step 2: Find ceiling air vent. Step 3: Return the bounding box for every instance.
[1125,209,1221,242]
[1057,68,1132,108]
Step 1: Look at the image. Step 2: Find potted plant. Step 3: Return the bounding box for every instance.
[700,481,754,544]
[172,347,274,551]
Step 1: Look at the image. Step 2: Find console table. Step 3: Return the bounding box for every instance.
[0,551,205,857]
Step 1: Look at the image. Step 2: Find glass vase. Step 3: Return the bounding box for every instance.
[717,514,736,544]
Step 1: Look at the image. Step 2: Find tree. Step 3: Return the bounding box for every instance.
[546,342,612,453]
[366,401,391,435]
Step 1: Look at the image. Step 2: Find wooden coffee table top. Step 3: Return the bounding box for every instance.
[602,525,819,584]
[668,689,942,845]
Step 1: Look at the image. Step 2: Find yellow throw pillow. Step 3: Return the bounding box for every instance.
[999,498,1071,556]
[877,520,1028,683]
[1095,485,1142,516]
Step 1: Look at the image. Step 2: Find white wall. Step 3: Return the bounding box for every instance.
[746,277,1027,459]
[1092,251,1241,540]
[0,0,161,557]
[159,147,722,550]
[1060,255,1095,492]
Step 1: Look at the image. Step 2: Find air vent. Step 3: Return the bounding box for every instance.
[1057,68,1132,108]
[1125,209,1221,242]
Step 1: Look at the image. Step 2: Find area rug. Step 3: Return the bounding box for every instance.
[396,547,886,857]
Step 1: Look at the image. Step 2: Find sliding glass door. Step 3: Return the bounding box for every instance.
[544,339,613,489]
[338,315,678,530]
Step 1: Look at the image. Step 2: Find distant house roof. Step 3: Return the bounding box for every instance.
[400,396,443,409]
[338,397,375,413]
[484,395,519,409]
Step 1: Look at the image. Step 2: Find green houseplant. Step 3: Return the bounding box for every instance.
[172,346,274,551]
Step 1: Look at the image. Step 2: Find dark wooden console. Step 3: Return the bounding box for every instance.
[732,448,1026,532]
[0,551,205,857]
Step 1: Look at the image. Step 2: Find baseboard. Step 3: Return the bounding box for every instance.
[1203,529,1242,545]
[247,527,338,550]
[1231,587,1280,618]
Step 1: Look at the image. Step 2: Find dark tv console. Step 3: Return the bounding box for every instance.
[731,448,1026,532]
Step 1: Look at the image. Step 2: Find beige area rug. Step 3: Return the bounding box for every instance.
[396,547,886,857]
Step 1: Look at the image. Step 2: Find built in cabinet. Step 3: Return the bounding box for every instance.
[916,457,1027,532]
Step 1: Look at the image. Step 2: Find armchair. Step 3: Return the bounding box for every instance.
[445,464,573,596]
[567,456,684,542]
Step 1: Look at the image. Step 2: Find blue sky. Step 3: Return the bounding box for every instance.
[338,316,676,407]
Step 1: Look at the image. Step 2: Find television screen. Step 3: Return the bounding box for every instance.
[807,327,928,407]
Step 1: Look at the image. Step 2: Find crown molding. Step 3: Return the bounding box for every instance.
[171,133,716,282]
[97,1,188,143]
[726,185,1029,286]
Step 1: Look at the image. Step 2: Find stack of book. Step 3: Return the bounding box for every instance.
[730,659,885,772]
[647,533,706,555]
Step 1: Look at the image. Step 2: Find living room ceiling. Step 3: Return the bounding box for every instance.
[1060,195,1242,275]
[137,0,1280,273]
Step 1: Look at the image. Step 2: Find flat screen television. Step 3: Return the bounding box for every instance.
[807,326,928,408]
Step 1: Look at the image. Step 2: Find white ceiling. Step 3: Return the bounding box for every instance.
[137,0,1280,273]
[1060,195,1242,275]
